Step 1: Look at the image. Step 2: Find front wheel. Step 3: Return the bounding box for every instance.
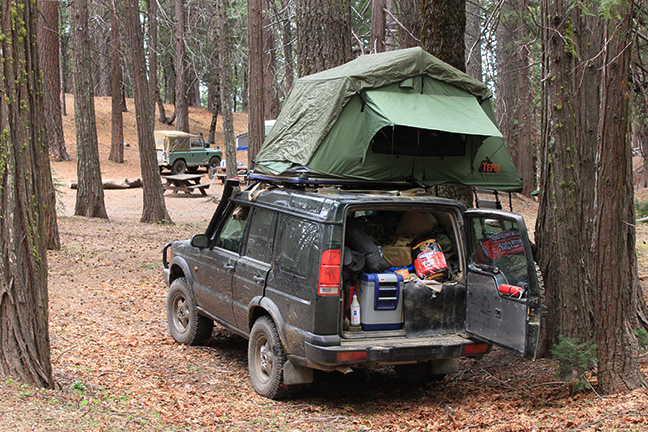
[248,316,288,399]
[167,278,213,345]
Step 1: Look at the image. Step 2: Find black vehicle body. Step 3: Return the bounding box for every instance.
[163,180,542,398]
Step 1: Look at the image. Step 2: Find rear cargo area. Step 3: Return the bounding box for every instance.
[341,207,466,339]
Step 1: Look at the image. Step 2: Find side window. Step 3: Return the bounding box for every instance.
[245,208,276,262]
[277,216,321,278]
[470,217,529,287]
[190,137,203,150]
[214,205,250,253]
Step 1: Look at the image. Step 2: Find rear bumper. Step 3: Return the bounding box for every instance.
[303,335,490,370]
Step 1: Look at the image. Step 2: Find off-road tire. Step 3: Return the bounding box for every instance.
[171,159,187,174]
[167,278,213,345]
[248,316,288,399]
[208,156,221,170]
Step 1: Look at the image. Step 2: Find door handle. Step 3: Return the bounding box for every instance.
[224,263,235,271]
[253,275,265,283]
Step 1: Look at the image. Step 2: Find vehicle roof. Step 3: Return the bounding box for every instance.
[154,130,200,139]
[232,184,465,223]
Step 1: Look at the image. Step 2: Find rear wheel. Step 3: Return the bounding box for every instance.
[167,278,213,345]
[248,316,288,399]
[171,159,187,174]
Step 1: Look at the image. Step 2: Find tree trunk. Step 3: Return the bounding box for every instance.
[71,0,109,219]
[147,0,168,124]
[93,7,111,97]
[248,0,265,168]
[279,0,295,92]
[496,0,535,195]
[0,0,54,388]
[464,0,481,80]
[109,2,125,163]
[208,81,221,145]
[295,0,352,77]
[592,1,646,393]
[218,0,238,179]
[396,0,420,48]
[371,0,387,53]
[420,0,473,207]
[124,0,172,224]
[38,0,70,162]
[175,0,189,132]
[420,0,466,71]
[263,0,281,119]
[536,0,602,353]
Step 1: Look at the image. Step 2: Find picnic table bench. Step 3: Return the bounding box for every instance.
[210,165,249,184]
[162,173,209,196]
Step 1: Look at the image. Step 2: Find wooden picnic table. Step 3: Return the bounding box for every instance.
[210,165,248,184]
[162,173,209,196]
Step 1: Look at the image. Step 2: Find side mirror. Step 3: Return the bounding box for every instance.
[204,143,210,148]
[190,234,209,248]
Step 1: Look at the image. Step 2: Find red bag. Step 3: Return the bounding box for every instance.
[413,239,448,280]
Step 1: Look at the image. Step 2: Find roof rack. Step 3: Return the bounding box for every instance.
[246,172,420,190]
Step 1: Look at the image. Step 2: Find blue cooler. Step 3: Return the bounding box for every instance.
[359,273,403,330]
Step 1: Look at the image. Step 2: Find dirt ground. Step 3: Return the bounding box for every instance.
[0,96,647,431]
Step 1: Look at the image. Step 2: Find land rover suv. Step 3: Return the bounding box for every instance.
[155,130,222,174]
[162,180,542,399]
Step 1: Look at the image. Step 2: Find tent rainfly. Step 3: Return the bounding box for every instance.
[253,47,523,192]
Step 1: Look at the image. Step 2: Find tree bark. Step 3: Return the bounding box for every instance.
[464,0,481,80]
[0,0,54,388]
[295,0,352,77]
[420,0,473,207]
[218,0,238,179]
[263,0,281,119]
[71,0,109,219]
[123,0,172,224]
[371,0,387,53]
[38,0,70,162]
[279,0,295,92]
[536,0,602,352]
[592,1,646,393]
[396,0,420,48]
[175,0,189,132]
[147,0,168,124]
[248,0,265,168]
[496,0,535,195]
[93,5,111,97]
[208,81,221,145]
[109,1,125,163]
[420,0,466,71]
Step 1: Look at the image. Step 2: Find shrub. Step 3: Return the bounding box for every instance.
[551,334,597,392]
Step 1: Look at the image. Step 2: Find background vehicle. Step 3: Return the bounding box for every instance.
[155,130,222,174]
[163,180,542,399]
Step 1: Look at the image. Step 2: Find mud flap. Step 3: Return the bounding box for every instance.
[283,360,314,385]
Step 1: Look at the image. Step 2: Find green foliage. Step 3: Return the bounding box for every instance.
[551,334,597,392]
[633,328,648,351]
[634,200,648,219]
[70,381,88,394]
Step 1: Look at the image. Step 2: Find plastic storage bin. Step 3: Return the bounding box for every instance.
[359,273,404,330]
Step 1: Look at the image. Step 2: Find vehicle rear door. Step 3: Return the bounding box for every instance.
[463,210,541,358]
[231,207,277,332]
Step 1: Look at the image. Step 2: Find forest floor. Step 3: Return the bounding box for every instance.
[0,96,647,431]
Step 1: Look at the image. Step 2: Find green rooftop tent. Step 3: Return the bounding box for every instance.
[253,47,523,192]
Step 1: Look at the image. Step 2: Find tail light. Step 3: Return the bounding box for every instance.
[463,343,490,355]
[318,249,341,296]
